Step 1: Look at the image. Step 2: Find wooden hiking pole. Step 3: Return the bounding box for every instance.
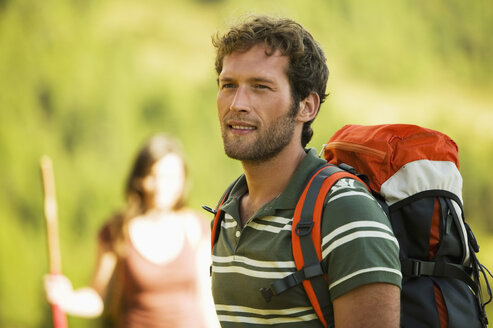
[40,155,68,328]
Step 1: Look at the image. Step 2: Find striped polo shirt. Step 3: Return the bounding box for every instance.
[211,148,402,327]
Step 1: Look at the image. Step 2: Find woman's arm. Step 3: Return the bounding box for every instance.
[196,237,221,328]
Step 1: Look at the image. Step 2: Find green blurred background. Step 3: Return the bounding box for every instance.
[1,0,492,326]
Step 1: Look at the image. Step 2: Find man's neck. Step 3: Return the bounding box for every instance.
[238,145,307,226]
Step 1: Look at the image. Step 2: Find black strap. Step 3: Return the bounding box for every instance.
[465,222,480,254]
[444,197,469,263]
[260,262,326,302]
[296,165,344,236]
[471,249,493,328]
[389,189,462,212]
[401,258,479,294]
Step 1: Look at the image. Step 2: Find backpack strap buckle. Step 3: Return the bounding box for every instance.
[402,259,435,277]
[259,287,276,302]
[295,221,314,236]
[411,260,422,277]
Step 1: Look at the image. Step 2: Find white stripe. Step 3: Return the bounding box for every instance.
[212,255,295,268]
[330,178,356,193]
[249,221,292,233]
[215,304,313,315]
[212,265,293,279]
[222,221,237,229]
[222,214,292,233]
[222,214,238,229]
[322,231,399,258]
[329,267,402,289]
[327,190,376,204]
[217,314,318,325]
[380,160,462,205]
[322,221,394,247]
[334,178,356,188]
[260,216,292,224]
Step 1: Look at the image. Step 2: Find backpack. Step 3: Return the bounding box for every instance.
[210,124,492,328]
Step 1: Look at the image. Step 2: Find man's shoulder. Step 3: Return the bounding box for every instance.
[322,177,392,229]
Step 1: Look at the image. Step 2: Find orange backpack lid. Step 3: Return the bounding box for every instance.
[324,124,459,193]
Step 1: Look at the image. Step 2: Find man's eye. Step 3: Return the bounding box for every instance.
[221,83,235,89]
[254,84,269,90]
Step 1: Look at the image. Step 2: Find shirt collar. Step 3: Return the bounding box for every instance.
[220,148,326,218]
[272,148,326,210]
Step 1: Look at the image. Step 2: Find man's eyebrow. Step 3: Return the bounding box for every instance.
[218,76,234,82]
[249,77,275,84]
[217,76,276,85]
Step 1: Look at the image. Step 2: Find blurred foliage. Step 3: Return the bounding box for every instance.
[0,0,492,326]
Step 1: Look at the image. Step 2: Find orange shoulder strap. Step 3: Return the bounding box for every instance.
[292,164,366,327]
[211,176,242,253]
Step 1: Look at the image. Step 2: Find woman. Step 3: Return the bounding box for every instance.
[44,135,218,328]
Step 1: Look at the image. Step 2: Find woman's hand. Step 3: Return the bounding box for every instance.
[44,274,74,306]
[43,274,104,317]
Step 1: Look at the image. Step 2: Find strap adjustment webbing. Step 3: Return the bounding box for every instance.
[401,258,478,294]
[260,262,326,302]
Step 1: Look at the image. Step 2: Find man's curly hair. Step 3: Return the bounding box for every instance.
[212,15,329,147]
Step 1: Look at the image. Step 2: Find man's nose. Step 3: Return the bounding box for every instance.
[230,86,250,113]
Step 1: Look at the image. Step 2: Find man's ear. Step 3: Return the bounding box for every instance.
[297,92,320,123]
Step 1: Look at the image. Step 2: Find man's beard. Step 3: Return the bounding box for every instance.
[222,102,299,163]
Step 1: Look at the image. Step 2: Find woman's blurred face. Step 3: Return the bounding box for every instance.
[143,153,185,211]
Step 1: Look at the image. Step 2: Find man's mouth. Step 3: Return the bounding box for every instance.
[226,120,257,133]
[230,125,256,130]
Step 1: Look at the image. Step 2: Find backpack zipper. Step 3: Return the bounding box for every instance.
[325,141,387,159]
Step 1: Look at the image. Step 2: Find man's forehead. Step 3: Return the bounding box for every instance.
[220,44,289,77]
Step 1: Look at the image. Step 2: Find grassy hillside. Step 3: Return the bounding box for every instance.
[1,0,492,326]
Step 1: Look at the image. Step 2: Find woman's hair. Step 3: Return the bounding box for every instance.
[212,15,329,147]
[109,134,187,255]
[125,134,187,213]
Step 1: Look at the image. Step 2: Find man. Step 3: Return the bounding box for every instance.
[211,15,401,327]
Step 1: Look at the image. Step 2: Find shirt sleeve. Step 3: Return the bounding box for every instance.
[321,178,402,301]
